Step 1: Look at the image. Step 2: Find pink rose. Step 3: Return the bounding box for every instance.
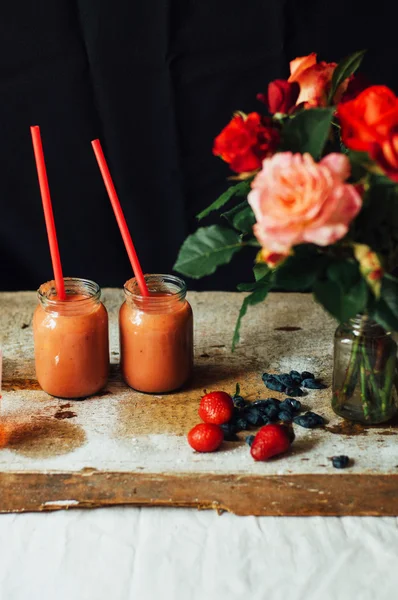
[288,53,349,107]
[248,152,362,253]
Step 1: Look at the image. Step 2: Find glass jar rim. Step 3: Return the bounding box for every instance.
[37,277,101,308]
[124,274,187,303]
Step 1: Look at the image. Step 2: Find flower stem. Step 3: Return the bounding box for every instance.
[359,360,370,419]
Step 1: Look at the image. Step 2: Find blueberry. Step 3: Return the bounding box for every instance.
[235,417,249,431]
[264,406,280,421]
[281,398,302,413]
[233,396,248,410]
[275,374,295,388]
[293,411,325,428]
[289,370,302,385]
[252,399,280,410]
[301,371,314,380]
[290,370,301,380]
[278,410,294,422]
[264,379,286,393]
[245,408,263,426]
[332,455,350,469]
[232,406,242,420]
[285,387,304,397]
[245,435,255,447]
[305,411,325,425]
[302,378,327,390]
[258,414,271,425]
[220,423,239,440]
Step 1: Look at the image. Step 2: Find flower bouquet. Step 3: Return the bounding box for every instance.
[174,50,398,424]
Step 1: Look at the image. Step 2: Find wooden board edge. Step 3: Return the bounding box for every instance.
[1,471,398,516]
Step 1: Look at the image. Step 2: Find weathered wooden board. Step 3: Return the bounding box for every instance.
[0,289,397,516]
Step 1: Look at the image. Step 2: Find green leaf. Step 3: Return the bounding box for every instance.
[328,50,366,104]
[197,179,252,220]
[313,277,368,322]
[237,272,270,292]
[222,202,256,234]
[274,250,328,291]
[347,150,373,182]
[253,262,271,281]
[280,108,335,159]
[327,260,361,292]
[173,225,243,278]
[372,299,398,332]
[372,275,398,331]
[232,273,273,351]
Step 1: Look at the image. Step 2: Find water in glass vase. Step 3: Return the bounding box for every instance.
[332,315,398,424]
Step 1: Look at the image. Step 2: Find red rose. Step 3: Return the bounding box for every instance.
[213,113,280,173]
[339,73,370,103]
[257,80,300,115]
[338,85,398,181]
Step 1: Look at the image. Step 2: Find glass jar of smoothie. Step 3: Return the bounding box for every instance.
[33,278,109,398]
[120,274,193,393]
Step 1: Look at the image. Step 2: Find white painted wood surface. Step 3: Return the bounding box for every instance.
[0,289,397,478]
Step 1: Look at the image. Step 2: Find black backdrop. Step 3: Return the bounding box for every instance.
[1,1,396,291]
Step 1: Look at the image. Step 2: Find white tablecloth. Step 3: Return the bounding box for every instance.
[0,509,397,600]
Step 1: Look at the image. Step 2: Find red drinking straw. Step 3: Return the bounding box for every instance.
[30,125,66,300]
[91,139,149,296]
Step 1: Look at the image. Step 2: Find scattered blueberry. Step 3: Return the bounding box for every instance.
[258,414,271,426]
[275,374,296,388]
[301,371,314,380]
[264,379,286,393]
[278,410,294,422]
[259,405,279,420]
[280,398,302,413]
[235,417,249,431]
[305,411,325,425]
[220,423,239,440]
[302,378,327,390]
[290,370,301,380]
[245,435,255,447]
[285,387,304,397]
[332,455,350,469]
[233,396,248,410]
[293,411,325,428]
[252,398,280,410]
[245,408,263,426]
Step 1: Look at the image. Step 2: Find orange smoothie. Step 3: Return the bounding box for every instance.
[33,278,109,398]
[120,275,193,393]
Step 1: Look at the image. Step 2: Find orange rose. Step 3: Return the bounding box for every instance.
[213,113,280,173]
[288,53,349,107]
[338,85,398,181]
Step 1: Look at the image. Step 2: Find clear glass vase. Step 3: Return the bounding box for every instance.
[332,315,398,424]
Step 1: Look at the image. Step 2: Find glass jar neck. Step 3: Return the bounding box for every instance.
[38,278,101,315]
[347,314,389,336]
[124,274,187,312]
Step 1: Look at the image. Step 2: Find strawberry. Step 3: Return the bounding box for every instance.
[250,424,293,461]
[187,423,224,452]
[198,391,234,425]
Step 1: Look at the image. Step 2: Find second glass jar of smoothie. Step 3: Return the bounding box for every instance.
[119,274,193,393]
[33,277,109,398]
